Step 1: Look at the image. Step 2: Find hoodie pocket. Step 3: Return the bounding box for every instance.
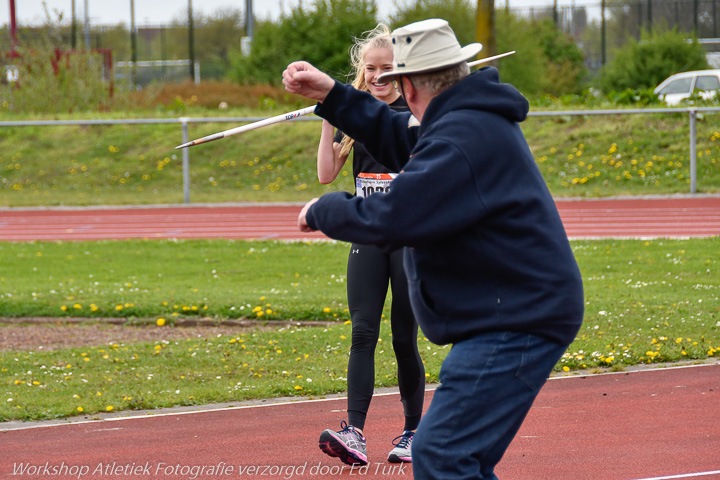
[407,279,448,344]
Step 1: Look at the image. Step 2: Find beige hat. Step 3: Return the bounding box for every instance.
[377,18,482,83]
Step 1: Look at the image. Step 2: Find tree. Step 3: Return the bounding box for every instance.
[491,11,587,96]
[476,0,495,58]
[227,0,378,85]
[390,0,477,47]
[494,11,550,95]
[191,8,245,78]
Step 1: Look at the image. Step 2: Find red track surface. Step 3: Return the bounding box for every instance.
[1,196,719,242]
[1,364,719,480]
[1,198,719,479]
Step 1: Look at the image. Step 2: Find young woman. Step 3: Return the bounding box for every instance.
[316,24,425,466]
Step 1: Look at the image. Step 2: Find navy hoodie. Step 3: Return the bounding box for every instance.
[307,67,584,346]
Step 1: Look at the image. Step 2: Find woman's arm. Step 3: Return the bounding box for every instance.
[317,120,349,184]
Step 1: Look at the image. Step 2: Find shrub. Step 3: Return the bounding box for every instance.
[494,12,587,96]
[0,48,113,113]
[597,28,709,94]
[534,18,588,95]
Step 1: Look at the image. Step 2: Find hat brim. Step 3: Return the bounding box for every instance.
[377,43,483,83]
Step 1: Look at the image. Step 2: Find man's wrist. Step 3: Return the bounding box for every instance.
[305,204,317,231]
[316,79,342,112]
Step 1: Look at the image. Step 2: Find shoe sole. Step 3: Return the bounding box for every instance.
[387,453,412,463]
[318,430,368,466]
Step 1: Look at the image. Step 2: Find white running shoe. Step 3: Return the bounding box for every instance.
[387,430,414,463]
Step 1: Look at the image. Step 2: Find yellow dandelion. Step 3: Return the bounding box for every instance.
[77,407,84,412]
[106,405,114,412]
[156,318,166,326]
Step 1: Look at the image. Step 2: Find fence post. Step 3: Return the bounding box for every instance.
[688,109,697,194]
[180,117,191,204]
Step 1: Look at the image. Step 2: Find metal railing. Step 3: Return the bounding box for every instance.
[1,106,718,203]
[527,106,720,194]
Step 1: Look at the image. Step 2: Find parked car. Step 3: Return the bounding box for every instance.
[654,70,720,105]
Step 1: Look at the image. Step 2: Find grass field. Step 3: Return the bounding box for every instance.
[1,108,720,207]
[1,237,718,421]
[1,86,719,422]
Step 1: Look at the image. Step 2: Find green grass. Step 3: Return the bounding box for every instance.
[526,112,720,197]
[0,239,352,321]
[1,322,445,422]
[2,109,720,207]
[1,237,718,421]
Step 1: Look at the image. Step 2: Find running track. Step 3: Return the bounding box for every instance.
[1,196,719,241]
[1,364,719,480]
[1,197,719,479]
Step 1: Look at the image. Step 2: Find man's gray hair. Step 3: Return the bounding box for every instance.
[407,62,470,95]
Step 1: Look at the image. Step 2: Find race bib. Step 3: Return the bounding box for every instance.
[356,172,397,198]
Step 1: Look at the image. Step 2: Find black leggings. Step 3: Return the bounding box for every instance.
[345,243,425,432]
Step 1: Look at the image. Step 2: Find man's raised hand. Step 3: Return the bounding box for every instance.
[282,62,335,103]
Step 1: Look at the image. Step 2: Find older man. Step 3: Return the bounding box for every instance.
[283,19,584,480]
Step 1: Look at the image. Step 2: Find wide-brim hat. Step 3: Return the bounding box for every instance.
[377,18,482,83]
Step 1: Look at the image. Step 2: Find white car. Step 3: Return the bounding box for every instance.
[654,70,720,105]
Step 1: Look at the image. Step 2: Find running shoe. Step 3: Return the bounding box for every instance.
[387,430,414,463]
[319,421,368,466]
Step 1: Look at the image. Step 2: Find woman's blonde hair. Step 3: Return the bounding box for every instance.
[340,24,394,158]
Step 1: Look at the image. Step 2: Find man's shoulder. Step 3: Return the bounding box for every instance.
[423,108,501,137]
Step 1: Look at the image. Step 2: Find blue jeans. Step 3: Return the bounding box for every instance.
[412,331,568,480]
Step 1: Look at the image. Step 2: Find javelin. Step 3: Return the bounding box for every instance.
[175,51,515,149]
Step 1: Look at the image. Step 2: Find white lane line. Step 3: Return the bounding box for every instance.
[625,470,720,480]
[0,390,413,432]
[3,362,717,432]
